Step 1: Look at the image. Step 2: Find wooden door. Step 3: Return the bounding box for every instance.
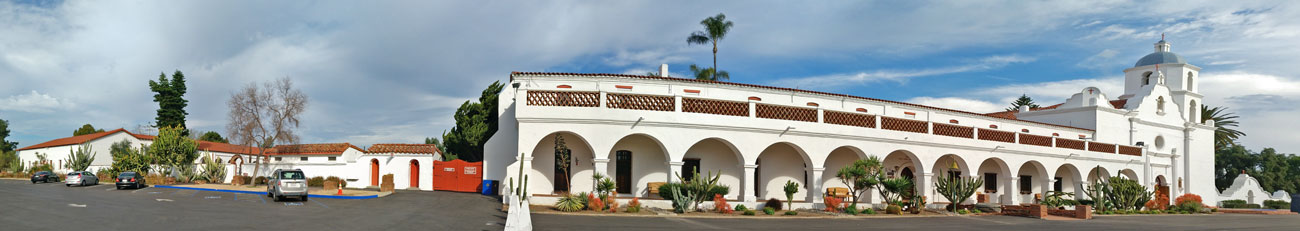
[615,151,632,194]
[410,160,420,188]
[370,159,380,186]
[554,149,570,192]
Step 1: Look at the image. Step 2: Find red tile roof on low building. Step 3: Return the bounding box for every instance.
[16,128,130,151]
[512,72,1095,131]
[366,143,441,155]
[983,99,1128,120]
[265,143,361,155]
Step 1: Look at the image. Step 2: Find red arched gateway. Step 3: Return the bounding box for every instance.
[410,160,420,188]
[370,159,380,186]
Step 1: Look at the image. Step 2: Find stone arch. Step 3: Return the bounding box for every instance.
[931,154,971,204]
[755,142,813,200]
[821,146,867,202]
[1119,169,1139,181]
[1157,96,1166,113]
[1142,71,1153,85]
[410,159,420,188]
[682,137,744,199]
[370,159,380,187]
[1189,100,1199,123]
[529,131,596,194]
[1156,175,1167,187]
[882,149,925,204]
[606,133,671,197]
[1053,164,1084,197]
[1084,165,1112,185]
[977,157,1013,204]
[1186,72,1195,91]
[1015,161,1049,203]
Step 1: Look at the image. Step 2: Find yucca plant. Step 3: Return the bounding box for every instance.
[64,144,96,172]
[554,193,585,212]
[934,174,983,212]
[783,180,800,210]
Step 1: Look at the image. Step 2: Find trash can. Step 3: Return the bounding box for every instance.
[481,180,498,195]
[1291,193,1299,213]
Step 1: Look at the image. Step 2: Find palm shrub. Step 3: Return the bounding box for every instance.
[1042,191,1078,209]
[934,174,983,212]
[783,180,799,210]
[64,144,96,172]
[199,153,226,183]
[836,156,883,209]
[878,177,913,206]
[593,173,617,202]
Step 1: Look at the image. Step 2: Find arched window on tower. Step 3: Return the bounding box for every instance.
[1186,72,1195,91]
[1142,72,1153,85]
[1157,96,1166,114]
[1190,100,1199,123]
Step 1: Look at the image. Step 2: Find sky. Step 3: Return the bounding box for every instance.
[2,0,1299,153]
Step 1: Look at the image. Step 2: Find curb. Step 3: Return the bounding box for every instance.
[153,185,380,199]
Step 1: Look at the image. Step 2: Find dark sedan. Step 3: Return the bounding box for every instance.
[30,171,59,183]
[115,172,146,189]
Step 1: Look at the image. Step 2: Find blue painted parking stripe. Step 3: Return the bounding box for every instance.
[260,195,266,204]
[152,185,379,199]
[311,199,329,208]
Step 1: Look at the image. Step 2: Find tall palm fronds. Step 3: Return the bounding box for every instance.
[687,13,734,80]
[688,64,730,81]
[1201,105,1245,150]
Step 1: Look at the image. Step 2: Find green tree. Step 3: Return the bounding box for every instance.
[64,144,96,172]
[687,13,734,80]
[835,156,883,209]
[1201,105,1245,150]
[148,126,197,175]
[1005,94,1040,111]
[423,136,452,160]
[688,64,729,81]
[1214,144,1256,191]
[1256,148,1295,193]
[0,118,17,152]
[197,131,228,143]
[149,70,190,134]
[73,124,105,136]
[110,139,151,175]
[439,81,504,162]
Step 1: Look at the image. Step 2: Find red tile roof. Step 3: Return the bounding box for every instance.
[366,143,441,155]
[265,143,361,156]
[513,72,1094,131]
[984,99,1128,120]
[17,128,130,151]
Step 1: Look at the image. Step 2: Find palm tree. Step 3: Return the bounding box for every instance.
[1201,105,1245,150]
[688,64,729,81]
[687,13,734,80]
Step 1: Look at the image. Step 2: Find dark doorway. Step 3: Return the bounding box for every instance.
[682,158,701,181]
[1053,177,1063,192]
[553,147,571,193]
[615,150,632,194]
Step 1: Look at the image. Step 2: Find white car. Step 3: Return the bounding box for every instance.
[66,171,99,187]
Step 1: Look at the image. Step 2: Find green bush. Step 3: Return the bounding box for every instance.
[254,176,267,185]
[784,211,798,216]
[970,208,981,214]
[1176,201,1202,213]
[957,209,969,215]
[1221,199,1247,208]
[863,208,876,214]
[764,198,783,211]
[886,204,902,215]
[308,176,325,187]
[844,206,858,215]
[1264,200,1290,209]
[743,210,756,215]
[763,207,775,215]
[734,204,748,212]
[1077,199,1095,206]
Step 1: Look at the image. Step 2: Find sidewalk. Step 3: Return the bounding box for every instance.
[156,183,391,199]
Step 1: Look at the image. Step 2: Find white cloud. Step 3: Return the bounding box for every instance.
[0,90,74,113]
[905,97,1003,113]
[766,55,1036,91]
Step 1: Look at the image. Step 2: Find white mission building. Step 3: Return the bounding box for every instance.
[484,39,1224,208]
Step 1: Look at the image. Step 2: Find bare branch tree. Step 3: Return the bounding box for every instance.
[226,77,308,182]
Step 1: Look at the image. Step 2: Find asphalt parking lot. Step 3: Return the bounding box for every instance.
[0,179,506,231]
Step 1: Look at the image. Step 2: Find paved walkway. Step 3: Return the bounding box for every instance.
[162,183,390,198]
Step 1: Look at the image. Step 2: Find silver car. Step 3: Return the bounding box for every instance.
[66,171,98,187]
[266,169,308,202]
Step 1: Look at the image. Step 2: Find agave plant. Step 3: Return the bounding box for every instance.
[554,193,585,212]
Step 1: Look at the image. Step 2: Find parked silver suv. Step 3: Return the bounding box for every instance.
[266,169,308,202]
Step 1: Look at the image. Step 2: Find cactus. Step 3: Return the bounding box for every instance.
[783,180,800,210]
[669,187,693,213]
[934,174,983,212]
[511,152,529,200]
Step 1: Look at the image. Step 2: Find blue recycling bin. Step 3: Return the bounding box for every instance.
[1291,193,1299,213]
[481,180,498,195]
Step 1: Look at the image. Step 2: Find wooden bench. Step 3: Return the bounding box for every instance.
[647,182,666,196]
[826,187,850,198]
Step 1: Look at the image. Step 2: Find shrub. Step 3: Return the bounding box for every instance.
[308,176,325,187]
[239,175,254,185]
[764,198,783,211]
[554,193,584,212]
[662,170,730,213]
[763,207,775,215]
[254,176,267,185]
[970,208,981,214]
[606,197,618,213]
[1211,208,1218,213]
[784,211,798,216]
[627,198,642,213]
[886,204,902,215]
[844,206,858,215]
[824,196,843,212]
[863,208,876,214]
[734,204,748,212]
[587,193,604,211]
[145,174,165,185]
[957,209,969,215]
[1220,199,1247,208]
[783,180,799,210]
[1264,200,1290,210]
[743,210,756,216]
[1077,199,1095,206]
[325,176,347,187]
[1145,193,1170,211]
[713,194,733,213]
[1174,194,1202,206]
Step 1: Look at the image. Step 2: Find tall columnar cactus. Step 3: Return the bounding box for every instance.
[783,180,800,210]
[511,152,529,200]
[670,187,693,213]
[934,174,983,212]
[1084,166,1109,212]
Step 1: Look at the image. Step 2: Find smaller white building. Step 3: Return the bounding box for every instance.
[1217,173,1291,206]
